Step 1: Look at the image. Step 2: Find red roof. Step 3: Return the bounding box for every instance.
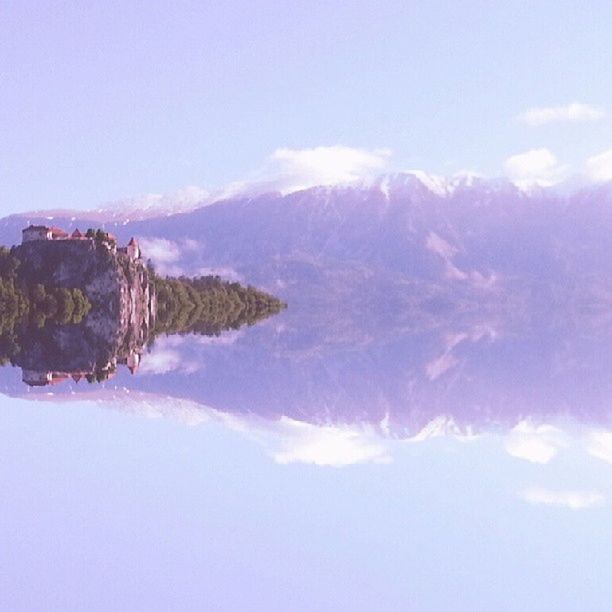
[72,228,84,238]
[23,225,69,237]
[128,237,138,246]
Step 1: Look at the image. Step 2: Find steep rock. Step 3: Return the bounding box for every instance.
[12,240,155,371]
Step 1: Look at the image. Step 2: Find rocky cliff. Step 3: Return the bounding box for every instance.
[12,240,155,372]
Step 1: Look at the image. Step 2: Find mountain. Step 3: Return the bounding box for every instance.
[3,174,612,440]
[5,173,612,278]
[3,174,612,322]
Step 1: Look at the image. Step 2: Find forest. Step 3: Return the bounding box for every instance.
[0,240,286,369]
[0,246,92,365]
[151,272,286,337]
[0,246,91,335]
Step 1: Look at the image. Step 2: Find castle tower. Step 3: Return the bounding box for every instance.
[127,237,140,260]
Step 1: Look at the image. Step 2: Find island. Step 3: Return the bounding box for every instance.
[0,225,286,386]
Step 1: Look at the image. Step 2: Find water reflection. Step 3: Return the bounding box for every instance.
[4,294,612,476]
[4,297,612,610]
[12,318,146,387]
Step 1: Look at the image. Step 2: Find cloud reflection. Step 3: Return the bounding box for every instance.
[268,417,391,467]
[519,487,604,510]
[505,421,569,464]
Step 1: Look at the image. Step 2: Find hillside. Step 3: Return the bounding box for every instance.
[1,176,612,429]
[0,229,285,385]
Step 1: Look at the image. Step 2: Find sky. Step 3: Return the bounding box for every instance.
[2,1,612,213]
[3,394,612,611]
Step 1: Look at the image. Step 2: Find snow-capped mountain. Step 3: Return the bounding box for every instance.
[2,173,612,312]
[3,173,612,290]
[2,173,612,436]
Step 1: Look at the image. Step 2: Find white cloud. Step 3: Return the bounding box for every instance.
[139,348,183,374]
[78,392,390,467]
[139,237,203,276]
[586,431,612,463]
[93,147,393,215]
[519,103,605,127]
[226,145,392,196]
[269,417,391,467]
[585,149,612,182]
[505,421,568,464]
[504,148,567,189]
[139,237,180,264]
[519,487,604,510]
[139,338,200,374]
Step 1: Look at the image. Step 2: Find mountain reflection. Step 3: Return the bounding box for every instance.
[5,180,612,460]
[4,292,612,455]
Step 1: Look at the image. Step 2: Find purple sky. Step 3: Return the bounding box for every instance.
[2,1,612,213]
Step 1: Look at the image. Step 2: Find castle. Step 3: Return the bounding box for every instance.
[22,225,140,259]
[22,351,141,387]
[15,225,153,388]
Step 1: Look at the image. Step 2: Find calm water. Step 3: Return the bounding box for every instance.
[2,308,612,611]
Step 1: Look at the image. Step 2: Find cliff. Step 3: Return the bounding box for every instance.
[12,240,155,372]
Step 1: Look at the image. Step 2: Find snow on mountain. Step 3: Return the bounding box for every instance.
[4,173,612,440]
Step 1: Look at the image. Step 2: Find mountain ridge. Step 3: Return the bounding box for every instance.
[3,174,612,319]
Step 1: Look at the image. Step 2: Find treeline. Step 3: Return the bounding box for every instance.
[0,247,91,335]
[152,274,286,337]
[85,228,116,245]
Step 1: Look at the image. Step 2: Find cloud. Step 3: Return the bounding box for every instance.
[139,337,200,374]
[519,103,605,126]
[97,147,393,215]
[269,417,391,467]
[226,145,392,196]
[505,421,569,464]
[586,431,612,463]
[519,487,604,510]
[504,148,567,189]
[585,149,612,182]
[76,392,390,467]
[139,237,203,276]
[87,392,392,467]
[139,237,180,264]
[139,349,183,374]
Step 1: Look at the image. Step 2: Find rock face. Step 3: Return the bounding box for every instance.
[12,240,155,374]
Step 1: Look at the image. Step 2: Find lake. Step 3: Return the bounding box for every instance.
[1,304,611,611]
